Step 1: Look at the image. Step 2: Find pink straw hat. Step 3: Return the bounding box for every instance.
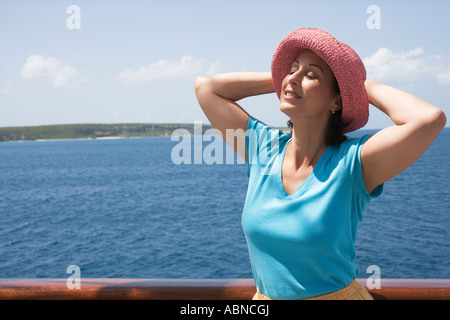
[271,28,368,133]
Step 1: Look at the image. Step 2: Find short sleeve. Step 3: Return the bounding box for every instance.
[351,135,384,199]
[245,116,290,177]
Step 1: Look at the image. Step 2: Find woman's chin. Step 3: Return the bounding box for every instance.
[279,102,298,117]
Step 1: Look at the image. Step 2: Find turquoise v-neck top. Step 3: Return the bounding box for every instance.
[242,116,383,300]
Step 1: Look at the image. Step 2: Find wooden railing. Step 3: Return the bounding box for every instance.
[1,278,449,300]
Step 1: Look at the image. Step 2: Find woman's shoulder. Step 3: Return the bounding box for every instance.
[246,116,291,168]
[247,116,291,143]
[326,134,373,170]
[332,134,371,154]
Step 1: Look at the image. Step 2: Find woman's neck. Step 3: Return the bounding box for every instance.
[288,119,329,169]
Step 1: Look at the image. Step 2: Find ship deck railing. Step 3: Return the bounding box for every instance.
[0,278,449,300]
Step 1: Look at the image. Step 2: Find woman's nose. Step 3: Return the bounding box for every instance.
[288,71,301,87]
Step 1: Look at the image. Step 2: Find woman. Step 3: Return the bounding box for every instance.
[194,28,446,300]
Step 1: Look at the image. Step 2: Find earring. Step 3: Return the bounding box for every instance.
[332,110,336,115]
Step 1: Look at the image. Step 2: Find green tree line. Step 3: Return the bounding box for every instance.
[0,123,213,142]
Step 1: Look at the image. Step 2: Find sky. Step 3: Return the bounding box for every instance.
[1,0,449,130]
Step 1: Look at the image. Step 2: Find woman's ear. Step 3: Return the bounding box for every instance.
[332,94,342,112]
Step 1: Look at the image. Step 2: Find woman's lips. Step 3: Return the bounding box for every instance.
[284,90,301,99]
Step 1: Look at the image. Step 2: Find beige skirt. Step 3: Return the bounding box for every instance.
[253,280,373,300]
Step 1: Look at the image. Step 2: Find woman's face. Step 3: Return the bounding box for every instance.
[280,50,341,124]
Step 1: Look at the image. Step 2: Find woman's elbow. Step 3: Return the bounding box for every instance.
[429,107,447,130]
[437,109,447,129]
[419,107,447,138]
[194,75,211,94]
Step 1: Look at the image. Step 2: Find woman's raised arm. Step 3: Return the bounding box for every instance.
[361,80,447,194]
[194,72,274,161]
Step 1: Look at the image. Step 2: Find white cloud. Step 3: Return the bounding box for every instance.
[363,47,450,85]
[364,47,427,82]
[20,55,86,87]
[118,56,222,82]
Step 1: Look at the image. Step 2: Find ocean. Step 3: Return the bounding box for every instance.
[0,128,449,280]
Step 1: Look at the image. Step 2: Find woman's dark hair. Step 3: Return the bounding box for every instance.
[286,77,348,146]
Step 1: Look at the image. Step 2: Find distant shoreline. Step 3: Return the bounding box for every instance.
[0,122,294,142]
[2,136,128,143]
[35,136,126,142]
[0,123,214,142]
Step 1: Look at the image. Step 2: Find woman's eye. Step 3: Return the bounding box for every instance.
[288,70,316,78]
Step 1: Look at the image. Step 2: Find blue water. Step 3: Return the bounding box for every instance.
[0,129,449,279]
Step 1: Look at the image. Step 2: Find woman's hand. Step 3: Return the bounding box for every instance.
[361,80,446,194]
